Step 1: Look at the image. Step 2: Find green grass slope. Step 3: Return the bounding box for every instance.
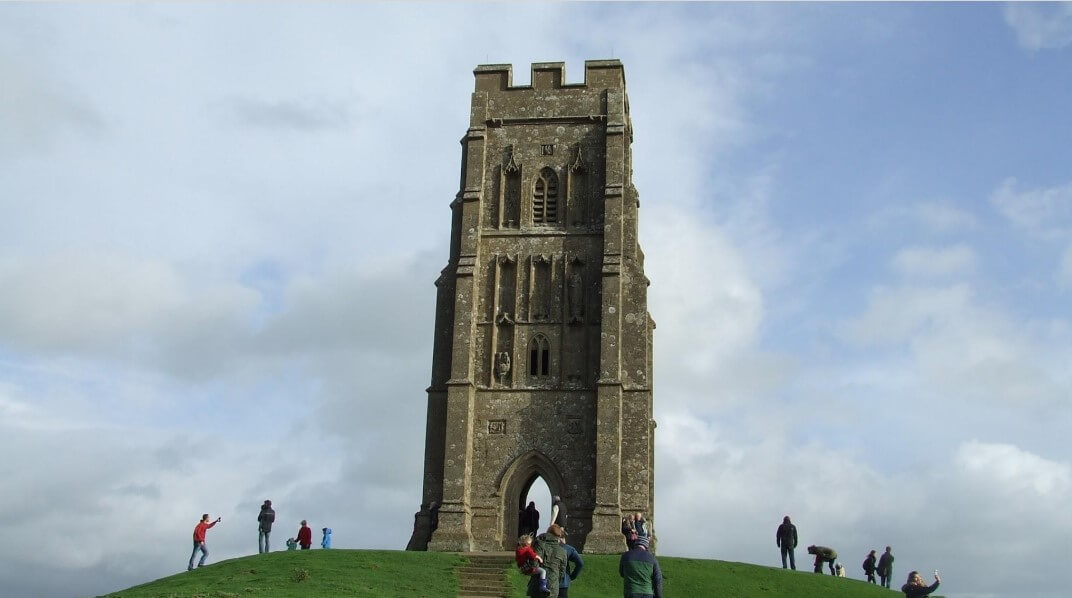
[100,550,464,598]
[510,554,937,597]
[103,550,940,598]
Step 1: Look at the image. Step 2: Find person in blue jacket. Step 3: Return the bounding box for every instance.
[321,527,332,549]
[558,535,584,598]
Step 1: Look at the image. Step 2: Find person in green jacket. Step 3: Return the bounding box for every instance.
[619,535,663,598]
[528,524,567,598]
[807,545,838,574]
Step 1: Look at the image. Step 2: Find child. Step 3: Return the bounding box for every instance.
[514,534,548,593]
[321,527,332,549]
[286,537,298,551]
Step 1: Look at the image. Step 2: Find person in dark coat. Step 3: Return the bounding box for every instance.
[878,546,895,588]
[807,545,837,574]
[901,570,941,597]
[776,515,797,570]
[522,501,540,538]
[257,500,275,554]
[863,549,877,583]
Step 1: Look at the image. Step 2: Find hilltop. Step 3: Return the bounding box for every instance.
[99,549,941,597]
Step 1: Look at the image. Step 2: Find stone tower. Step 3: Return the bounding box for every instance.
[412,60,654,554]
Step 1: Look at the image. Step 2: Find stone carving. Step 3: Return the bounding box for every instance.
[495,352,511,384]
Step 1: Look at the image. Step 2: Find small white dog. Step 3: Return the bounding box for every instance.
[835,563,846,577]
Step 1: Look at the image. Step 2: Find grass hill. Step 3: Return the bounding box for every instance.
[101,549,935,597]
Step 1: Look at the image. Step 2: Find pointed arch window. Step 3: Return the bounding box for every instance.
[528,334,551,378]
[533,167,559,225]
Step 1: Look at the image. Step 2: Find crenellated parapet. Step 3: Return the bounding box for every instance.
[474,60,625,93]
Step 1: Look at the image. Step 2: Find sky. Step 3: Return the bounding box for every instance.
[1,2,1071,597]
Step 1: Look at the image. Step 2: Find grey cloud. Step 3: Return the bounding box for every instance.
[0,55,104,158]
[222,96,354,131]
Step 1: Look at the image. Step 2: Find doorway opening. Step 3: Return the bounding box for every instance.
[517,476,552,537]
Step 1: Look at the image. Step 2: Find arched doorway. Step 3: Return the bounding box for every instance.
[498,450,566,550]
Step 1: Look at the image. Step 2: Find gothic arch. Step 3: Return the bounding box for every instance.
[496,449,567,549]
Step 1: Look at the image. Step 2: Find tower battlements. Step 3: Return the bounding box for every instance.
[474,59,625,93]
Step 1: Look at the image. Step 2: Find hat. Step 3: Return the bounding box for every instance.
[635,536,649,549]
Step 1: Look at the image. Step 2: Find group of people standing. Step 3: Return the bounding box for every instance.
[257,499,332,552]
[185,499,332,571]
[776,515,941,596]
[515,502,661,598]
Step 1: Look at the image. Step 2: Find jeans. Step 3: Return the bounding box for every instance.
[780,545,796,569]
[188,541,208,569]
[259,529,271,553]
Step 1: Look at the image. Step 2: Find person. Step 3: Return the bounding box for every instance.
[515,534,549,594]
[429,500,440,534]
[406,503,433,551]
[550,495,568,531]
[807,545,837,574]
[878,546,895,588]
[321,527,332,549]
[902,570,941,597]
[776,515,798,570]
[297,520,313,550]
[528,524,567,598]
[523,501,541,538]
[286,537,298,551]
[622,516,638,547]
[633,513,649,539]
[559,535,584,598]
[257,500,275,554]
[863,549,877,584]
[619,535,662,598]
[187,513,221,571]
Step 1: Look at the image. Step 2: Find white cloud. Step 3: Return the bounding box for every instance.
[991,177,1072,241]
[914,202,979,233]
[1004,2,1072,51]
[891,244,977,278]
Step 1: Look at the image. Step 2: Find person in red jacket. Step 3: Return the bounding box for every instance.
[188,514,221,571]
[297,520,313,550]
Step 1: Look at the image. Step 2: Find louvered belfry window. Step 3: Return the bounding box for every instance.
[533,168,558,225]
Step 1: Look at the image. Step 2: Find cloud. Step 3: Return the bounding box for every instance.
[0,54,104,158]
[913,202,979,233]
[655,416,1072,598]
[221,96,354,131]
[1004,2,1072,51]
[891,244,977,278]
[992,177,1072,241]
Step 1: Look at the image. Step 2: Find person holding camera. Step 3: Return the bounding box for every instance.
[188,513,221,571]
[901,570,941,597]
